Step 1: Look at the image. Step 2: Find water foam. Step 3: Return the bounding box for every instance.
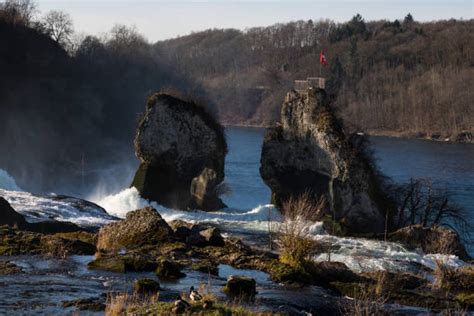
[0,189,115,227]
[0,169,22,191]
[92,187,280,232]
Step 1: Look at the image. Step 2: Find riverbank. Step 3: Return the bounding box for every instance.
[222,122,473,144]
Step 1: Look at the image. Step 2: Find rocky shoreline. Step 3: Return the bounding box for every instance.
[1,196,473,314]
[1,91,472,315]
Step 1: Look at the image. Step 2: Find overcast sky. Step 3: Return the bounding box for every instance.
[38,0,473,42]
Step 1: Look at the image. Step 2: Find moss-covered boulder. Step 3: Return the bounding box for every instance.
[131,93,227,212]
[134,278,161,295]
[87,254,157,273]
[223,275,257,298]
[389,225,470,260]
[87,256,126,273]
[96,206,173,253]
[155,259,185,279]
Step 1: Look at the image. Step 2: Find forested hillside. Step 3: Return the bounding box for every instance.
[156,15,473,138]
[1,0,472,195]
[0,3,200,194]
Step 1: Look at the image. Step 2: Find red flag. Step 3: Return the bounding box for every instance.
[320,50,328,66]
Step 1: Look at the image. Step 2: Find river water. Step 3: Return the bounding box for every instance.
[224,127,474,255]
[0,126,473,314]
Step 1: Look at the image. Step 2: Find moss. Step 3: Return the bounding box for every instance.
[127,301,275,315]
[269,262,313,285]
[455,292,474,306]
[87,256,126,273]
[54,231,97,245]
[321,215,347,236]
[124,254,158,272]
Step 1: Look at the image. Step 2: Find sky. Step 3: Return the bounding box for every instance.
[38,0,473,42]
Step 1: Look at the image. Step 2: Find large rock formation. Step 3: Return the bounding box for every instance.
[96,206,173,253]
[260,89,391,234]
[131,93,227,211]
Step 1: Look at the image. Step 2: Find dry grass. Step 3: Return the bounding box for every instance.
[277,193,326,268]
[342,281,388,316]
[105,292,159,316]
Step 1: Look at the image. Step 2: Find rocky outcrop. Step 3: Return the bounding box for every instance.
[223,275,257,297]
[96,206,173,253]
[389,225,470,260]
[131,93,227,211]
[260,89,391,234]
[0,197,83,234]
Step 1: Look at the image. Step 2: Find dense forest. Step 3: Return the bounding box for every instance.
[0,0,473,195]
[0,1,200,194]
[156,15,473,138]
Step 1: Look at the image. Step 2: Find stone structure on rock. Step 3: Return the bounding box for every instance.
[131,93,227,211]
[260,88,391,234]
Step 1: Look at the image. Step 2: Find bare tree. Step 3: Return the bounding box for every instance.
[43,10,74,47]
[0,0,37,25]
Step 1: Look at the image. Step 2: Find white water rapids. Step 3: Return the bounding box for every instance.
[0,169,468,274]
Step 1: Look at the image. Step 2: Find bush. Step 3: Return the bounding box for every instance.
[277,192,325,268]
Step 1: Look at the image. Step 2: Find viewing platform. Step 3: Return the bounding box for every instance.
[294,77,325,93]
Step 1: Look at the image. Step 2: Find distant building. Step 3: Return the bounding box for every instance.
[294,77,325,92]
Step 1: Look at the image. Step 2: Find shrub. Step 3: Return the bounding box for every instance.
[277,192,325,268]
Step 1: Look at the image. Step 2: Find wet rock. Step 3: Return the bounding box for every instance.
[455,131,472,143]
[62,297,106,311]
[0,197,82,234]
[170,220,225,247]
[131,93,227,211]
[0,197,28,228]
[87,256,126,273]
[96,206,173,253]
[307,261,362,287]
[191,260,219,275]
[134,278,161,295]
[0,260,22,274]
[389,225,470,260]
[87,254,157,273]
[40,235,96,257]
[260,89,391,234]
[155,259,186,279]
[186,227,224,247]
[223,275,257,297]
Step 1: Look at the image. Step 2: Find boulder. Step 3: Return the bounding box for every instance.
[170,220,225,247]
[260,89,391,234]
[62,298,106,312]
[87,254,157,273]
[96,206,173,253]
[0,197,83,234]
[389,225,470,260]
[155,259,185,279]
[131,93,227,211]
[0,197,28,228]
[134,278,161,295]
[223,275,256,297]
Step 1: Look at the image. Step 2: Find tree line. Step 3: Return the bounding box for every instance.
[1,0,472,195]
